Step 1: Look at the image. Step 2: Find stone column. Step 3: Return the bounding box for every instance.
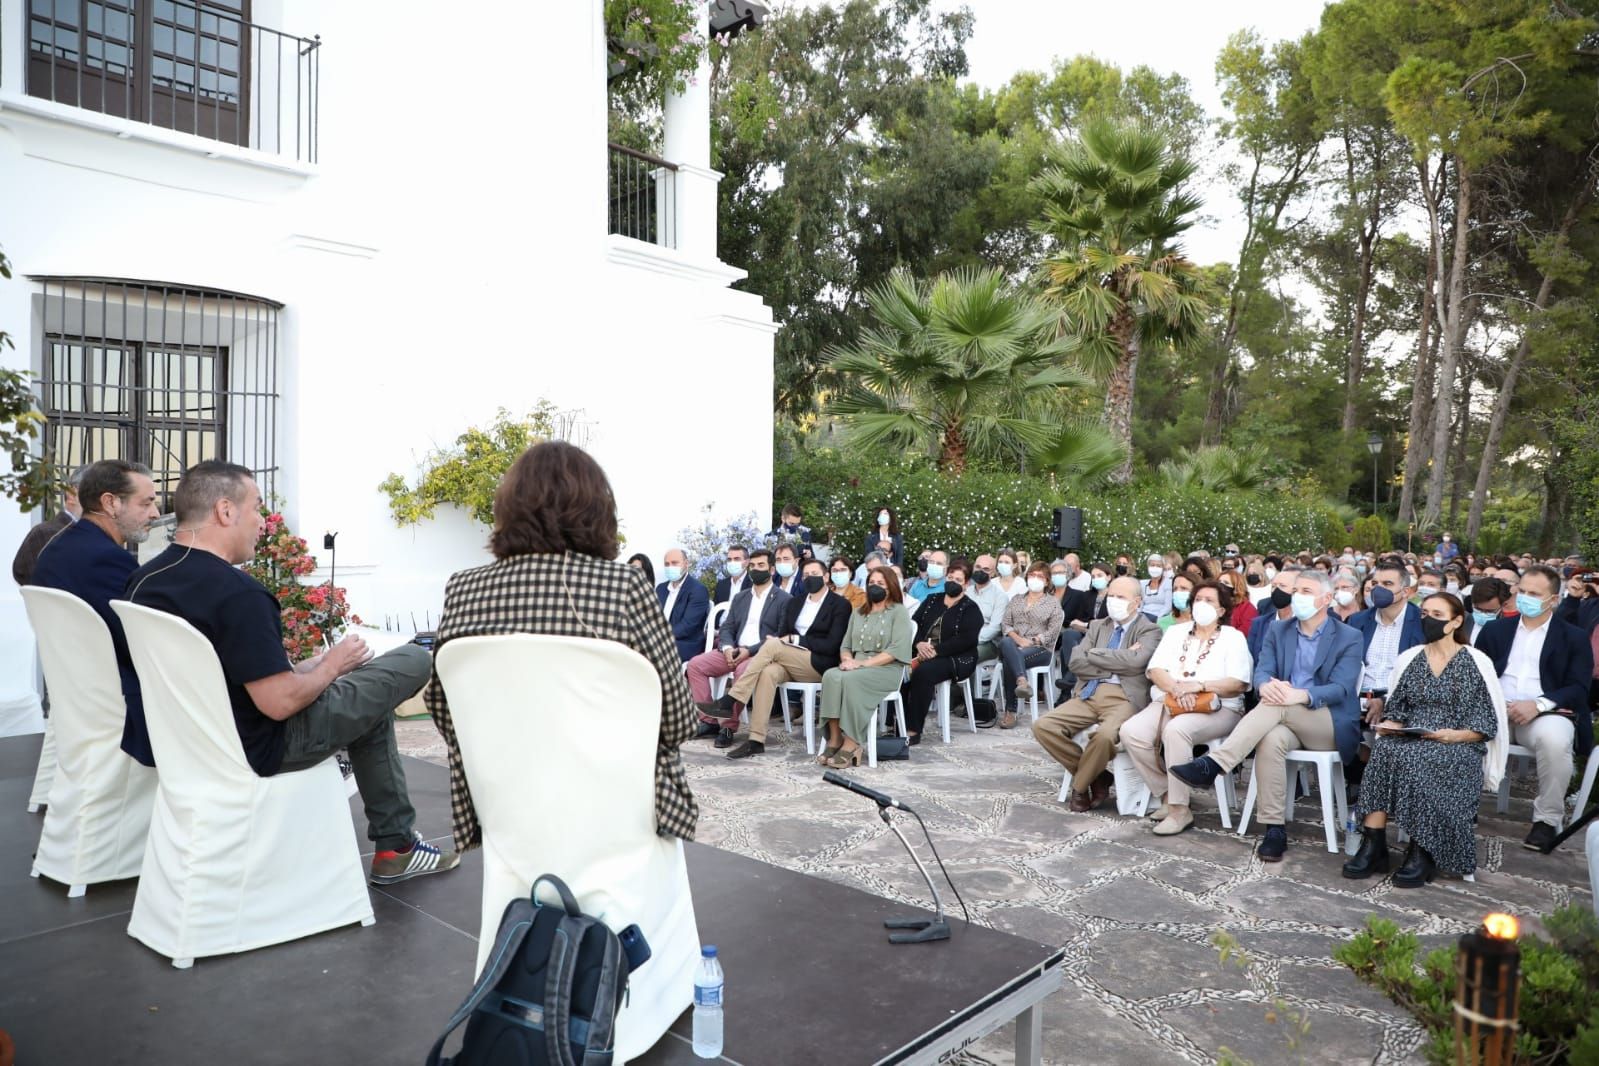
[660,32,720,261]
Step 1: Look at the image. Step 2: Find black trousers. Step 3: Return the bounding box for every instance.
[901,658,967,736]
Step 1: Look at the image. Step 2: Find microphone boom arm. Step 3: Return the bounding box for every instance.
[879,806,951,944]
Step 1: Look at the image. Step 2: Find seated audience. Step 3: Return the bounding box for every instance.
[852,549,889,588]
[817,566,913,768]
[1248,566,1299,664]
[11,465,85,587]
[714,544,750,606]
[627,553,656,586]
[771,503,812,556]
[864,505,904,569]
[993,548,1026,599]
[905,548,949,602]
[1415,569,1446,600]
[1141,554,1172,621]
[1342,591,1505,886]
[1121,579,1253,835]
[687,548,790,747]
[1035,577,1159,811]
[895,565,921,613]
[830,553,866,610]
[901,559,984,744]
[33,459,161,766]
[1220,570,1256,634]
[657,547,710,663]
[970,553,1009,662]
[1170,570,1363,862]
[1015,549,1033,572]
[1350,559,1424,727]
[723,558,850,759]
[995,562,1065,728]
[1159,573,1196,632]
[1557,568,1599,635]
[1467,577,1512,646]
[134,460,458,882]
[1330,569,1363,623]
[772,542,804,598]
[1474,564,1594,850]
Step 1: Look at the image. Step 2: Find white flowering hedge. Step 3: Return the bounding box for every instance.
[776,450,1347,563]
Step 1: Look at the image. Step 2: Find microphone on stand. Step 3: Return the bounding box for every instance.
[822,770,952,944]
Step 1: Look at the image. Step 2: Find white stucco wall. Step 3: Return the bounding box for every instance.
[0,0,774,722]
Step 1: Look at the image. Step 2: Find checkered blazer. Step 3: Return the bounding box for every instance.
[423,551,699,852]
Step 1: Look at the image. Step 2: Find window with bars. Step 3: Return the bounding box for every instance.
[34,279,279,513]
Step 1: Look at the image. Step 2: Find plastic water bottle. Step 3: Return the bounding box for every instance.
[692,945,724,1058]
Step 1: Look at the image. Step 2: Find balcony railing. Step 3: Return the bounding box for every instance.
[26,0,320,163]
[608,143,676,249]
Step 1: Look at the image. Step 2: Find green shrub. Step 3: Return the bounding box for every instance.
[1350,514,1392,553]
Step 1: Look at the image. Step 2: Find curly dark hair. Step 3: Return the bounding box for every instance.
[1189,578,1234,624]
[490,441,619,560]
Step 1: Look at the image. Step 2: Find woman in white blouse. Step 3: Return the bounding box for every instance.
[993,548,1026,599]
[1119,579,1254,836]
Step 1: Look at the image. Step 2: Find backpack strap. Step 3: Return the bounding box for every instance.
[531,873,583,917]
[543,917,582,1066]
[424,901,535,1066]
[578,927,626,1064]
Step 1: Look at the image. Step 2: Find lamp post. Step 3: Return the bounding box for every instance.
[1455,913,1521,1065]
[1366,432,1383,514]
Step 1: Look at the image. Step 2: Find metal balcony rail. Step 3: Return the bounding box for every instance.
[27,0,320,163]
[608,143,677,249]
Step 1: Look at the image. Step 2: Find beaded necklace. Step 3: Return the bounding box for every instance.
[1178,626,1220,678]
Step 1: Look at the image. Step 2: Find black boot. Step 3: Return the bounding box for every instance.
[1341,826,1390,880]
[1391,841,1436,888]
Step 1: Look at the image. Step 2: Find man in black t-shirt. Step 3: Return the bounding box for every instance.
[125,460,458,885]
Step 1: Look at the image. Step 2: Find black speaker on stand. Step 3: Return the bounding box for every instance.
[1051,506,1082,551]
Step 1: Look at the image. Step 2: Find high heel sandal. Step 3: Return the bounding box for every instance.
[824,745,863,769]
[815,744,840,765]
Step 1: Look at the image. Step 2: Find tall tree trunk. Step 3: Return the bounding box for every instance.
[1447,373,1472,531]
[1398,231,1441,526]
[1339,203,1379,437]
[938,419,968,474]
[1421,159,1472,531]
[1105,303,1141,484]
[1465,182,1592,544]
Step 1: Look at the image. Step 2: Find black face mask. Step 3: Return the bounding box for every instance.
[917,558,929,573]
[1420,615,1452,644]
[1115,564,1129,576]
[1246,572,1262,587]
[945,582,964,598]
[971,570,991,586]
[748,568,772,586]
[1269,588,1293,611]
[802,575,825,594]
[866,584,888,603]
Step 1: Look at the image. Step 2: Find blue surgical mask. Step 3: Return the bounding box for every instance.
[776,561,796,579]
[877,512,891,526]
[726,560,745,577]
[997,562,1014,578]
[663,565,682,583]
[1515,593,1547,619]
[1051,573,1068,588]
[1091,576,1109,591]
[1171,590,1191,612]
[831,571,850,588]
[926,563,946,582]
[1472,608,1498,628]
[1291,592,1319,621]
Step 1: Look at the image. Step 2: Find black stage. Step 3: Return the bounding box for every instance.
[0,734,1062,1065]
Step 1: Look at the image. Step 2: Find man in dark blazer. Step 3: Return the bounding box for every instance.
[10,466,84,587]
[1345,560,1426,723]
[771,542,804,598]
[656,548,710,663]
[1248,566,1300,664]
[30,459,161,766]
[1475,564,1594,849]
[684,548,789,746]
[724,558,850,759]
[713,544,749,606]
[1173,570,1363,862]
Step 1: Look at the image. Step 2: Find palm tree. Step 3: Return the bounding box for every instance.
[1033,122,1211,483]
[825,267,1119,482]
[1157,444,1272,494]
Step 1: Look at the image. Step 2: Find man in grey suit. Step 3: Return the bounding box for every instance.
[685,547,790,747]
[1036,576,1161,812]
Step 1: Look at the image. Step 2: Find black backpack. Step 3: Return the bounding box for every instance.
[426,874,648,1066]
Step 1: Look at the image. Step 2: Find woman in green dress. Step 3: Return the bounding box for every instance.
[818,565,914,768]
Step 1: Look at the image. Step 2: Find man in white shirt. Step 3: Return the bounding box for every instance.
[969,553,1009,662]
[656,547,710,663]
[1354,562,1423,725]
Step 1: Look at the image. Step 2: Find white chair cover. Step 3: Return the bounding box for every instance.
[436,634,699,1065]
[22,587,156,893]
[111,600,373,967]
[27,716,56,812]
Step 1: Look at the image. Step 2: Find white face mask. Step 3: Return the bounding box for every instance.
[1264,566,1277,580]
[1026,576,1047,594]
[1334,589,1355,607]
[1148,565,1164,579]
[1068,571,1092,592]
[1105,595,1132,622]
[1190,600,1220,628]
[877,512,891,527]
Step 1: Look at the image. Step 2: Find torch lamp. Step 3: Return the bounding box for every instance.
[1455,913,1521,1065]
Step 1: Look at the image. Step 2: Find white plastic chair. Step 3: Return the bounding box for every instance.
[1051,724,1152,817]
[781,681,823,754]
[703,602,729,655]
[23,588,157,897]
[111,601,374,968]
[933,676,979,744]
[974,660,1002,702]
[1237,749,1355,854]
[1025,662,1056,721]
[435,634,699,1064]
[27,717,57,812]
[1496,744,1595,829]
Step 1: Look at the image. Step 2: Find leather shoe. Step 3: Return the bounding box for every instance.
[1256,825,1288,862]
[1068,789,1093,813]
[1171,755,1223,790]
[694,721,720,738]
[1523,821,1558,852]
[1392,841,1436,887]
[1341,826,1390,880]
[714,727,736,749]
[726,740,764,760]
[1090,771,1113,807]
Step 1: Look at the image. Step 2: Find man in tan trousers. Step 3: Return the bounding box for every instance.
[1035,576,1160,811]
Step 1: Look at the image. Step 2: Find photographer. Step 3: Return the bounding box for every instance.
[1557,568,1599,636]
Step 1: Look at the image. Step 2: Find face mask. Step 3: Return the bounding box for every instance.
[997,562,1014,578]
[783,523,799,533]
[1069,572,1092,591]
[776,561,796,578]
[1472,608,1497,627]
[1420,615,1452,644]
[866,584,887,603]
[1340,555,1355,566]
[1115,564,1129,576]
[726,560,745,577]
[1355,564,1368,577]
[1027,577,1047,594]
[917,558,929,573]
[748,568,772,586]
[926,563,946,582]
[1051,573,1068,588]
[1191,600,1220,627]
[1433,555,1443,566]
[971,570,990,586]
[1291,593,1319,621]
[1246,572,1262,587]
[877,512,891,527]
[944,582,964,598]
[1515,593,1547,619]
[831,571,850,588]
[1334,589,1355,607]
[1105,596,1132,622]
[1270,588,1293,611]
[1148,566,1164,579]
[1367,585,1395,610]
[1091,576,1109,591]
[1264,567,1278,580]
[1171,590,1191,612]
[663,565,683,583]
[802,574,826,594]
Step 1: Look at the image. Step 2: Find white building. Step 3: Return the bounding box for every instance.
[0,0,775,728]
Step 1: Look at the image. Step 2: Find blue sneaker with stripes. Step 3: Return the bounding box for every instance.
[370,831,460,885]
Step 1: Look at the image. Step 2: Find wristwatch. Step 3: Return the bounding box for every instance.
[1534,697,1555,713]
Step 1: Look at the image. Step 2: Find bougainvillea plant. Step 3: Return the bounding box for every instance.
[242,509,360,662]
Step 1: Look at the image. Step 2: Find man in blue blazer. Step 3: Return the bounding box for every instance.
[1475,564,1594,850]
[656,547,710,663]
[1248,567,1299,664]
[30,459,162,767]
[1345,559,1426,723]
[1173,569,1364,862]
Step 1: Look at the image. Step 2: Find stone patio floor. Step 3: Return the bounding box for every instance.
[394,710,1595,1066]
